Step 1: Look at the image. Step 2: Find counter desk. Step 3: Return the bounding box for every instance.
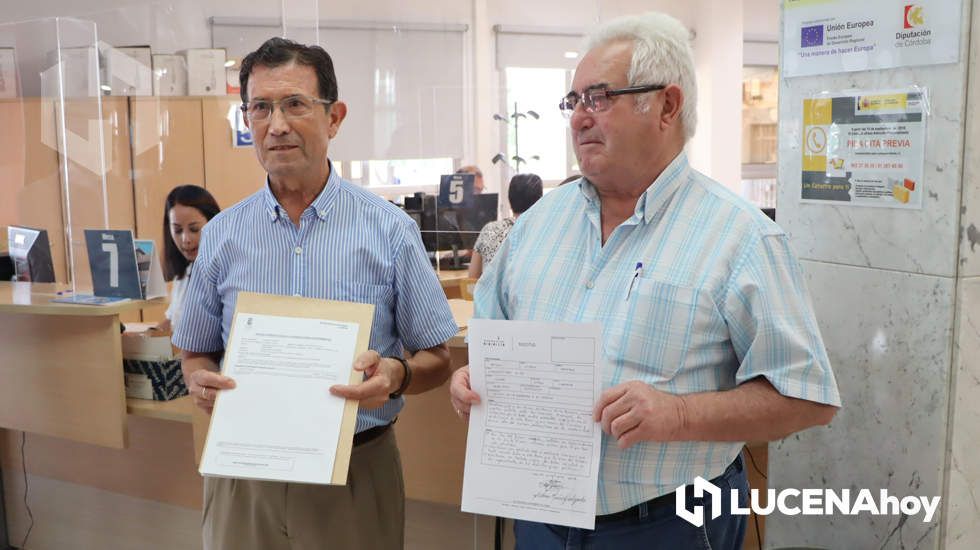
[0,284,473,549]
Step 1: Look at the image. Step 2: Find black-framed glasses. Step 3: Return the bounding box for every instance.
[241,94,334,122]
[559,84,666,118]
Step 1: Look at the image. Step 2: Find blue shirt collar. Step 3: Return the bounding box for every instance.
[577,150,691,224]
[261,161,341,223]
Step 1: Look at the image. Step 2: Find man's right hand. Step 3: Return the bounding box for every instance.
[449,366,481,420]
[187,369,236,414]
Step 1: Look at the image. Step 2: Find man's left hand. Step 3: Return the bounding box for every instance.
[330,350,403,410]
[593,381,687,449]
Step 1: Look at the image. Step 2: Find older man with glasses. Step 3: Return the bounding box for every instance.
[174,37,458,550]
[450,12,841,549]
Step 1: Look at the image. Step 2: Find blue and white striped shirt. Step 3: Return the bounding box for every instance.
[173,167,459,433]
[475,152,840,514]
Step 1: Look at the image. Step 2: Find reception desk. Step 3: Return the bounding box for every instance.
[0,282,201,548]
[0,282,156,449]
[0,286,473,549]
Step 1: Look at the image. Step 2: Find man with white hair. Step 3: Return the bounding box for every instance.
[450,12,841,548]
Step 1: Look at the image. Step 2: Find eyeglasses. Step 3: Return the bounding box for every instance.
[241,94,334,122]
[559,84,666,118]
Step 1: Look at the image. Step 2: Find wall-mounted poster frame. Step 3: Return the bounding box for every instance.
[782,0,961,77]
[801,87,928,209]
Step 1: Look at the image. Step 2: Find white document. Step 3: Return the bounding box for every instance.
[462,319,603,529]
[200,313,359,484]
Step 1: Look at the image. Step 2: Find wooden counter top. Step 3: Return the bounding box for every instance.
[0,281,161,315]
[447,298,472,349]
[437,269,469,280]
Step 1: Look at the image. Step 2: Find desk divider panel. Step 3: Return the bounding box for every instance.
[0,312,127,448]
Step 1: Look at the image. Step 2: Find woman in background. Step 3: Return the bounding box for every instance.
[468,173,543,279]
[154,185,220,333]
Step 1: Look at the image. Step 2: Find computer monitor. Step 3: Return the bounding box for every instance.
[434,193,498,246]
[403,194,423,212]
[413,192,499,269]
[406,210,423,231]
[7,225,55,283]
[0,253,13,281]
[402,193,425,231]
[455,193,499,245]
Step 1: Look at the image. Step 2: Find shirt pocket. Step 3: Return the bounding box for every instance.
[334,281,394,310]
[609,278,717,385]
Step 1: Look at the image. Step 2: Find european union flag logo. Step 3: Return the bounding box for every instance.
[801,25,824,47]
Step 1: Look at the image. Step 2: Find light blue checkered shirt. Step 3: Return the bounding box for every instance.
[475,151,841,514]
[173,167,459,433]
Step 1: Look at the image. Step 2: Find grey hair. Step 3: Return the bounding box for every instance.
[583,12,697,140]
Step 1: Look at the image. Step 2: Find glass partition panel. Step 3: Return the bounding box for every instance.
[0,17,110,291]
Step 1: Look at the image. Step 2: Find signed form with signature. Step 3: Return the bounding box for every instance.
[461,319,604,529]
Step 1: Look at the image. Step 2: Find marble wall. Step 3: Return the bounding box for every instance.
[769,0,978,548]
[943,3,980,543]
[768,262,953,548]
[945,277,980,547]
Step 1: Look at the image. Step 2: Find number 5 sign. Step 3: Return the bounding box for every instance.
[438,173,475,208]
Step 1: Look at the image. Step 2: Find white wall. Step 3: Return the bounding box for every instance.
[743,0,780,40]
[0,0,471,55]
[487,0,695,29]
[690,0,744,189]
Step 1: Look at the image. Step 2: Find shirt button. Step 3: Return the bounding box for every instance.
[586,280,595,289]
[294,246,303,255]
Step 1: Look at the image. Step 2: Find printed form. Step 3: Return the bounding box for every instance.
[462,319,603,529]
[200,312,359,484]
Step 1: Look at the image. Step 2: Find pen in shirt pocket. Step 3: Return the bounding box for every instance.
[626,262,643,300]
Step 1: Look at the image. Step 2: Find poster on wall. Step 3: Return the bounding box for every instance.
[801,88,926,209]
[783,0,961,77]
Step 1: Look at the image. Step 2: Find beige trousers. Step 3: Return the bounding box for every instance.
[202,428,405,550]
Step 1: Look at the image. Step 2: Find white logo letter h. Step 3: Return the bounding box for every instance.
[675,477,723,527]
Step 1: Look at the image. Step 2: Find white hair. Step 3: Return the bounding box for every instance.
[584,12,698,140]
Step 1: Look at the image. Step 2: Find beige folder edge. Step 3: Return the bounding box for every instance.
[197,291,375,485]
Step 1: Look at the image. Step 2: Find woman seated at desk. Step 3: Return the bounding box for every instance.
[468,173,542,278]
[154,185,221,333]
